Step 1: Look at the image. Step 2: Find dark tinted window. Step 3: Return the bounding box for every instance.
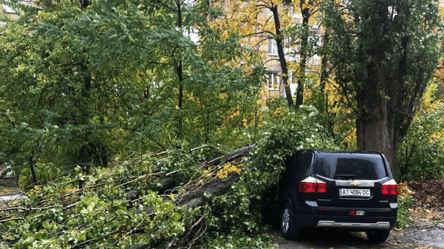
[313,153,387,180]
[294,151,313,179]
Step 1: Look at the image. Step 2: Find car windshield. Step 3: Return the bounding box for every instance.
[313,153,387,180]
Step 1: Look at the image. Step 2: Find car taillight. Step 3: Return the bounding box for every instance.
[299,177,327,193]
[381,179,398,195]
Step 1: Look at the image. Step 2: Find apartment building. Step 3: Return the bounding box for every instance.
[258,3,322,99]
[218,0,322,99]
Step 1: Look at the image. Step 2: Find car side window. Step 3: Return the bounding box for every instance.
[293,151,312,179]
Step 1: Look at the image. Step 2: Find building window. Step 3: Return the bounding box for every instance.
[268,39,278,56]
[268,73,279,90]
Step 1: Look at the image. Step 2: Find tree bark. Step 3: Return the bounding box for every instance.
[178,173,240,208]
[355,29,398,174]
[295,1,310,108]
[319,32,329,112]
[270,5,294,107]
[176,0,184,138]
[29,156,37,184]
[356,91,398,176]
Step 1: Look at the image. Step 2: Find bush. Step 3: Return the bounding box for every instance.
[396,195,412,229]
[398,83,444,181]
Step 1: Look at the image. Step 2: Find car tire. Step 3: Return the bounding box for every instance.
[280,202,299,240]
[366,229,390,244]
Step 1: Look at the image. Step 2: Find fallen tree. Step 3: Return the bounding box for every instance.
[0,145,256,248]
[0,106,332,248]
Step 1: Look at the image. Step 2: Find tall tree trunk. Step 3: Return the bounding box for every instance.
[80,0,95,173]
[356,98,398,177]
[319,32,329,112]
[295,2,310,108]
[356,48,398,177]
[176,60,183,138]
[270,5,294,107]
[176,0,184,138]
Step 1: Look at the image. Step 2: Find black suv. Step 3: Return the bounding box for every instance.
[263,151,398,243]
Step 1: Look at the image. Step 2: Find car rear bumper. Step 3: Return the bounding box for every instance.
[316,220,390,229]
[292,204,397,230]
[292,214,397,230]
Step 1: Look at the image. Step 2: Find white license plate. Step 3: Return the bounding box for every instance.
[339,188,371,197]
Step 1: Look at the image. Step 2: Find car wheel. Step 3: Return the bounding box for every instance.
[281,203,299,240]
[366,229,390,244]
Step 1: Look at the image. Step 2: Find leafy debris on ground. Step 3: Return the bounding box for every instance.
[409,179,444,211]
[0,188,20,196]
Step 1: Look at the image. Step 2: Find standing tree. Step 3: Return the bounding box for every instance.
[265,0,295,106]
[293,0,322,107]
[322,0,441,176]
[0,0,264,184]
[210,0,301,107]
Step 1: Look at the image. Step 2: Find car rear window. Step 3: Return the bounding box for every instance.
[313,153,387,180]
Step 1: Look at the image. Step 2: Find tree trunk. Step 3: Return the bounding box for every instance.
[29,156,37,184]
[176,0,184,138]
[295,2,310,108]
[319,32,329,112]
[356,48,398,177]
[356,100,398,177]
[270,5,294,107]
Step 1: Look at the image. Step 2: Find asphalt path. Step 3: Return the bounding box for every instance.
[271,227,402,249]
[271,221,444,249]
